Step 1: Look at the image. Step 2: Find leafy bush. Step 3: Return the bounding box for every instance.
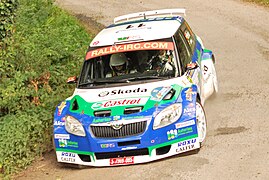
[0,0,18,41]
[0,0,91,176]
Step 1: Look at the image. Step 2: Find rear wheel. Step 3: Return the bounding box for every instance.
[196,101,207,145]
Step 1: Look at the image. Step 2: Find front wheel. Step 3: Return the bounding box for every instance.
[196,101,207,145]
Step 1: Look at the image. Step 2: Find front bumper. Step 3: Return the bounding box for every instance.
[55,135,199,166]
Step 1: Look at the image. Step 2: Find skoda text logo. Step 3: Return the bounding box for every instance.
[98,88,147,97]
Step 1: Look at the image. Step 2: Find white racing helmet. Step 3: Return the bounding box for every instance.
[110,53,128,74]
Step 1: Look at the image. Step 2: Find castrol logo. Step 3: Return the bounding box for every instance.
[91,98,147,109]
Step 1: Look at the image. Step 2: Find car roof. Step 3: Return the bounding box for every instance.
[90,16,184,47]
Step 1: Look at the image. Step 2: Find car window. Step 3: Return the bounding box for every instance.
[79,41,178,87]
[174,30,191,72]
[180,21,196,52]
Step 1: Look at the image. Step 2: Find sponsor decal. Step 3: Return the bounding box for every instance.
[121,146,137,150]
[175,120,195,129]
[110,156,134,166]
[113,116,121,121]
[184,87,196,101]
[101,143,115,148]
[54,134,70,139]
[54,121,65,126]
[98,91,110,97]
[151,86,172,101]
[91,102,103,109]
[167,129,178,140]
[57,101,66,116]
[98,88,147,97]
[118,35,141,41]
[93,117,111,123]
[176,138,197,153]
[93,115,148,124]
[183,107,196,116]
[58,139,79,148]
[61,156,75,163]
[60,152,76,163]
[61,152,76,157]
[178,138,196,147]
[178,127,193,136]
[91,98,147,110]
[93,41,100,45]
[123,116,145,120]
[86,41,174,59]
[167,127,194,140]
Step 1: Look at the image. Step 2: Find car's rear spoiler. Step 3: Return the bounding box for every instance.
[114,8,186,24]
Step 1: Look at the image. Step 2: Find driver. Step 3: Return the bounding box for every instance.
[106,53,129,77]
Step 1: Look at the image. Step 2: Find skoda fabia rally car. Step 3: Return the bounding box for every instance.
[53,9,218,166]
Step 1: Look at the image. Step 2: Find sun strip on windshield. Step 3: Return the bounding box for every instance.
[85,41,174,60]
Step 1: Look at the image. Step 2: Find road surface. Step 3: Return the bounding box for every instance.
[16,0,269,179]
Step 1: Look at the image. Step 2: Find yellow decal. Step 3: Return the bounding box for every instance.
[58,101,67,116]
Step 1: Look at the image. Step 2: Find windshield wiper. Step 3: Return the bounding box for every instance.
[123,76,168,82]
[78,76,168,87]
[78,79,128,87]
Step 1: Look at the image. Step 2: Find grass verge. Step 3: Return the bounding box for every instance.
[0,0,91,177]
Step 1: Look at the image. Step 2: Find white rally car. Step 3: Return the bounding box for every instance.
[53,9,218,166]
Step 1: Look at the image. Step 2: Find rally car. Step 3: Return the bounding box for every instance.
[53,9,218,166]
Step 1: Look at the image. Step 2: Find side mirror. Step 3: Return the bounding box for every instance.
[67,76,78,84]
[186,62,198,70]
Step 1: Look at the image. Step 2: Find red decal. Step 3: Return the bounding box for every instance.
[103,98,141,108]
[93,41,100,45]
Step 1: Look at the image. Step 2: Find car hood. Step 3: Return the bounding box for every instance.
[66,76,193,116]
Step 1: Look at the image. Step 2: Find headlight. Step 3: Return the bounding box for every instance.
[65,115,86,137]
[153,103,182,130]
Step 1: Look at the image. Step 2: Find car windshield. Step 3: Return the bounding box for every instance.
[79,41,178,88]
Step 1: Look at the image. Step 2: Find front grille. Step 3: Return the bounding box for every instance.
[90,121,147,138]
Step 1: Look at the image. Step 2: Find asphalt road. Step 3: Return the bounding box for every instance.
[16,0,269,179]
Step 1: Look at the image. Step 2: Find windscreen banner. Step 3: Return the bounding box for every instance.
[86,41,174,60]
